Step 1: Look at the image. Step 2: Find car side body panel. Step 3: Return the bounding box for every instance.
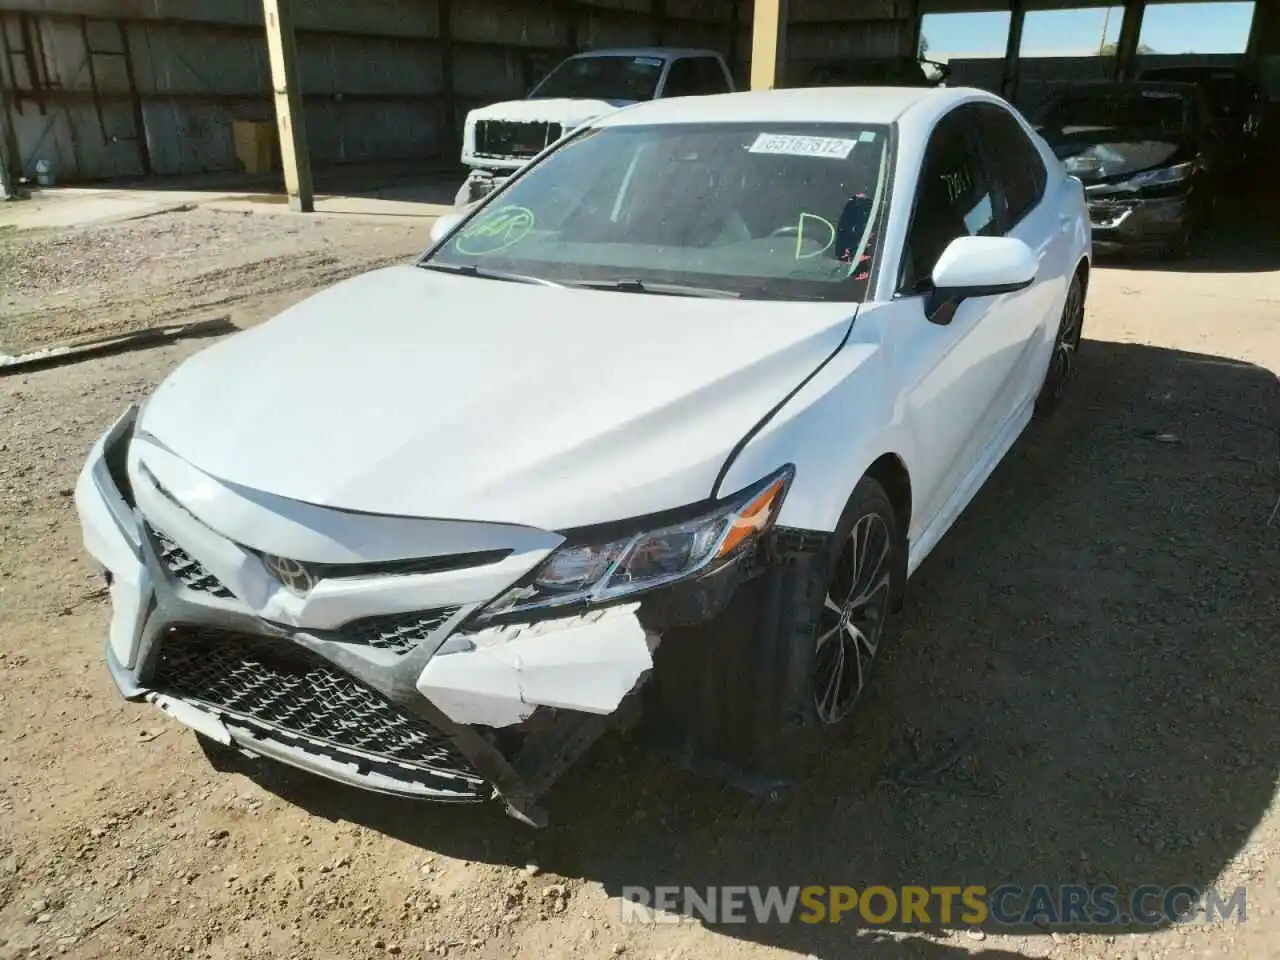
[715,303,921,538]
[720,89,1091,581]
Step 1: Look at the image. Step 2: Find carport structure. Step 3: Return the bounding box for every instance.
[0,0,1276,208]
[749,0,1276,93]
[258,0,1280,209]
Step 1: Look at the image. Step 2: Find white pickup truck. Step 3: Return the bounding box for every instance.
[455,46,736,207]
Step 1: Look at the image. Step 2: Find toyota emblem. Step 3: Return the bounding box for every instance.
[263,554,316,595]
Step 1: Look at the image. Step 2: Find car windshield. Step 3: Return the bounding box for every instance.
[422,122,892,302]
[529,55,665,101]
[1039,87,1189,143]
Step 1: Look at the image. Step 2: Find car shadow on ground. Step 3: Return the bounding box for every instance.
[240,338,1280,959]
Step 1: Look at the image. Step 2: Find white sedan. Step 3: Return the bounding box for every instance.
[75,86,1089,825]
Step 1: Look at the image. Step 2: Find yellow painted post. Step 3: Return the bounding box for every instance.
[749,0,788,90]
[262,0,314,213]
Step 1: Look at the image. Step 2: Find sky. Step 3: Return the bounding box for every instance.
[920,1,1256,58]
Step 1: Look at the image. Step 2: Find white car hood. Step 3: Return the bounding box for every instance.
[466,97,632,129]
[138,266,856,531]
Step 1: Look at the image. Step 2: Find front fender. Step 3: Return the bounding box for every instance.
[715,331,920,540]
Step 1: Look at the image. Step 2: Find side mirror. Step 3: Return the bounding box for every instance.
[925,235,1038,325]
[430,212,465,246]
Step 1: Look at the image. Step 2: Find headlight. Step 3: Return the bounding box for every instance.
[87,405,142,551]
[478,466,794,621]
[1123,161,1195,188]
[1063,155,1100,176]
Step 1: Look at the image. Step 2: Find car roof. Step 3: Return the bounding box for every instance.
[568,47,722,60]
[592,85,969,127]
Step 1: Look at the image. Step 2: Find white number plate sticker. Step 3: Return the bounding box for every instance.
[748,133,857,159]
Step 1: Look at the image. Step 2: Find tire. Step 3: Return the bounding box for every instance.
[739,476,905,775]
[1034,270,1086,418]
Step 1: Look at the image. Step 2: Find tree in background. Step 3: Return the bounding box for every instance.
[1099,41,1159,56]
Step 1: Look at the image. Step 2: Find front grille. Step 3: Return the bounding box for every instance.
[153,627,485,790]
[340,607,460,656]
[150,526,234,599]
[474,119,562,159]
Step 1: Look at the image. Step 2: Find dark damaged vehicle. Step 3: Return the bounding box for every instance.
[1138,64,1265,169]
[1036,80,1221,258]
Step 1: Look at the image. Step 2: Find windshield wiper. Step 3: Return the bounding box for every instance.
[569,278,741,299]
[420,262,564,287]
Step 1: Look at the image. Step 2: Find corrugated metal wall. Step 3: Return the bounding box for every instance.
[783,0,916,85]
[0,0,740,182]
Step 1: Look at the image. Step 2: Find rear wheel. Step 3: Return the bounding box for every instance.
[1034,270,1086,418]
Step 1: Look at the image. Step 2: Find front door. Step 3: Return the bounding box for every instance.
[891,105,1037,534]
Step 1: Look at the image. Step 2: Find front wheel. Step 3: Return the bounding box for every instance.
[742,477,905,774]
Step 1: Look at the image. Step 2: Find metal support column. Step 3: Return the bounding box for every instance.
[749,0,788,90]
[906,0,922,59]
[727,0,740,82]
[438,0,458,160]
[0,111,16,199]
[262,0,313,213]
[0,34,20,199]
[1001,0,1026,103]
[1113,0,1145,81]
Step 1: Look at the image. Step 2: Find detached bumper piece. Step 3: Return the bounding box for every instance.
[153,627,489,801]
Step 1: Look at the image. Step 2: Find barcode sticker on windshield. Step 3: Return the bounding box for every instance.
[748,133,857,159]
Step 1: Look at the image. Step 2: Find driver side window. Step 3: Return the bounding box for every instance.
[899,108,998,295]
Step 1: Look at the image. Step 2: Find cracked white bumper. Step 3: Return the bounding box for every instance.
[418,604,659,727]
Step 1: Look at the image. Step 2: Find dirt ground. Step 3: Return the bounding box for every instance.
[1,201,1279,960]
[0,208,428,355]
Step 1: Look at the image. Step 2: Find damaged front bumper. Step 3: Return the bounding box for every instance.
[1086,182,1199,253]
[76,407,756,826]
[102,606,653,828]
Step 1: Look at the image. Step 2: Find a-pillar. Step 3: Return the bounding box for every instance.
[750,0,789,90]
[263,0,314,213]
